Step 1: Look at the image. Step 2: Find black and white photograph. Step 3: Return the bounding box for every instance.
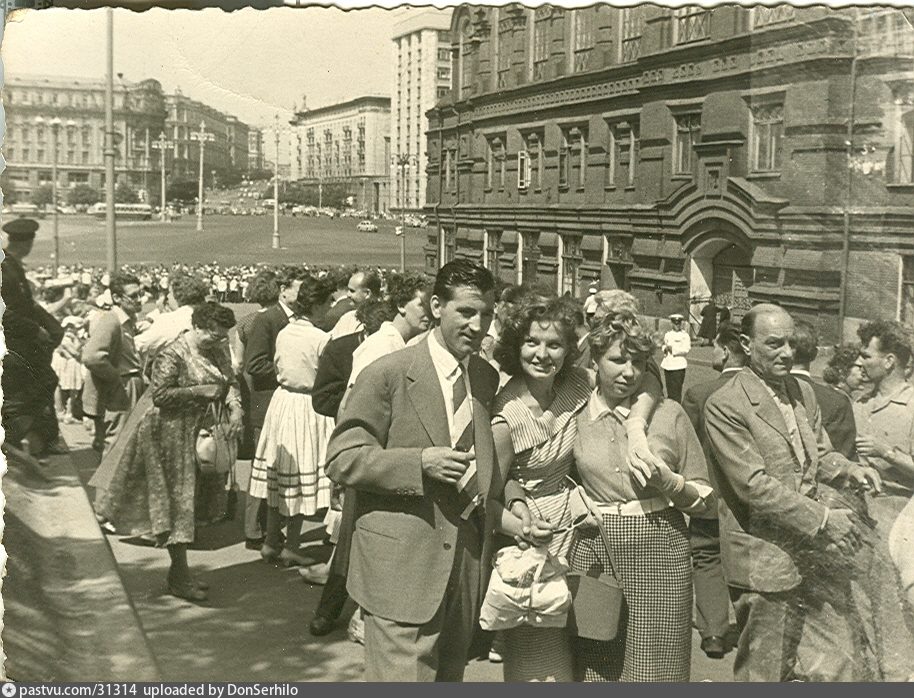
[1,0,913,683]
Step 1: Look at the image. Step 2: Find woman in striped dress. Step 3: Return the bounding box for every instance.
[248,276,336,567]
[570,312,714,681]
[490,295,593,682]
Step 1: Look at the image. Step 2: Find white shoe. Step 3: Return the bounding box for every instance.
[488,649,503,663]
[298,562,330,585]
[347,612,365,645]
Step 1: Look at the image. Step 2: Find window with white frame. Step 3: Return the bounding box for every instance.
[571,9,595,73]
[605,125,617,186]
[620,7,646,62]
[749,104,784,172]
[674,7,711,45]
[517,150,531,190]
[523,131,544,190]
[674,113,701,175]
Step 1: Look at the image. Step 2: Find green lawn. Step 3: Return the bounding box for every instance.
[33,214,430,270]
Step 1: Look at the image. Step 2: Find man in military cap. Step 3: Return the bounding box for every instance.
[2,217,64,459]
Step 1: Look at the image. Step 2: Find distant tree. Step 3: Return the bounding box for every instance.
[167,179,200,204]
[115,183,140,204]
[68,184,101,207]
[219,168,244,188]
[32,184,54,207]
[246,168,273,182]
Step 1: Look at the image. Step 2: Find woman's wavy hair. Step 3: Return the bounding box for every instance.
[823,343,861,387]
[494,294,582,378]
[246,269,280,307]
[170,273,209,307]
[588,310,656,363]
[294,275,335,317]
[192,302,236,332]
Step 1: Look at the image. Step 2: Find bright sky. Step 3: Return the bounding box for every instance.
[2,6,410,128]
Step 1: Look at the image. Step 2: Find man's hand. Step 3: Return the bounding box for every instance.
[421,447,473,484]
[226,410,243,440]
[821,508,862,553]
[855,435,892,461]
[845,464,883,494]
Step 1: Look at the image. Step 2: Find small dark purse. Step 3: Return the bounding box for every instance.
[565,488,625,642]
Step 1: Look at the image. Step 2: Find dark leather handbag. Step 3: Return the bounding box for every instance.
[565,489,625,642]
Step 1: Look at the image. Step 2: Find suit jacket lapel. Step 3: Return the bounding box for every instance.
[467,357,498,501]
[406,342,450,447]
[739,369,793,449]
[788,378,819,464]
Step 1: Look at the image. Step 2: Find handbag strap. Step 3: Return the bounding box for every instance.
[569,478,622,583]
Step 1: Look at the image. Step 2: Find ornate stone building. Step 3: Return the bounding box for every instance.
[424,4,914,341]
[2,75,167,200]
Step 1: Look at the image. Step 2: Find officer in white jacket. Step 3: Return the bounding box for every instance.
[661,313,691,402]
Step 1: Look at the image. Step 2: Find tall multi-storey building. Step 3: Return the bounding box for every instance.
[1,74,167,201]
[165,89,251,182]
[425,4,914,342]
[289,96,391,213]
[247,128,265,171]
[390,8,453,212]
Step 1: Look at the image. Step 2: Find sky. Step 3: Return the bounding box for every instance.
[1,6,414,128]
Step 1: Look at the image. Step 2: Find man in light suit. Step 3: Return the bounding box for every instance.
[681,324,747,659]
[704,304,881,681]
[82,272,145,454]
[325,260,525,682]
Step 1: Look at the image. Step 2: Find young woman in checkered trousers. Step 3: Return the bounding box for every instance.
[569,312,715,682]
[488,294,668,681]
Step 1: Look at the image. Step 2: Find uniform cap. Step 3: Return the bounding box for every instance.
[2,217,39,241]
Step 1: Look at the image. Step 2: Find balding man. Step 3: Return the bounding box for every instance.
[704,304,880,681]
[330,270,382,339]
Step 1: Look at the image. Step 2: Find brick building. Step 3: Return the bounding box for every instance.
[424,4,914,341]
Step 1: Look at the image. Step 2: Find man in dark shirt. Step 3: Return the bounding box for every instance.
[1,218,64,459]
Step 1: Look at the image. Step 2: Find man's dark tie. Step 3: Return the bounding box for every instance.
[452,363,480,519]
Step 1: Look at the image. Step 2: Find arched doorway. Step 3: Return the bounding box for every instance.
[711,244,753,319]
[683,220,754,326]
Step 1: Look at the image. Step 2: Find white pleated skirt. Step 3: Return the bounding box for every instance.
[248,386,335,517]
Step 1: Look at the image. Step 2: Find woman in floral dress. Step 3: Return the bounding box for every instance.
[95,302,242,603]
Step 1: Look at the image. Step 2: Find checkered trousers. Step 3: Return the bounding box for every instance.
[568,507,693,682]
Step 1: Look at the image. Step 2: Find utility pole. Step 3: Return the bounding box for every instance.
[151,131,172,222]
[104,7,117,273]
[394,152,412,272]
[272,114,280,249]
[190,120,214,232]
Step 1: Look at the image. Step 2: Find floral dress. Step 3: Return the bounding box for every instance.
[94,333,240,545]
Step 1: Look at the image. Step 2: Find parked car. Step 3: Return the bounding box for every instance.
[357,220,378,233]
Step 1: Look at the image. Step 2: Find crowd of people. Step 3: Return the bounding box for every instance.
[3,215,914,682]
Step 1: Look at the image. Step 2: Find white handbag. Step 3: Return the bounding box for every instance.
[479,545,572,631]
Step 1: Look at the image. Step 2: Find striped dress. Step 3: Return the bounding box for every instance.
[491,367,593,682]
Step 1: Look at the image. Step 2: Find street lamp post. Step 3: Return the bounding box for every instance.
[104,7,117,273]
[190,120,215,232]
[272,114,280,250]
[151,131,172,222]
[394,152,415,273]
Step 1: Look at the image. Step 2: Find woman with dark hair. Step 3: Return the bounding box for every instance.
[94,302,241,602]
[823,342,872,401]
[248,276,336,566]
[570,312,713,681]
[136,272,211,362]
[489,294,593,681]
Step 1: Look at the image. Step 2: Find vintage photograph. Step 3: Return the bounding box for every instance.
[1,0,913,683]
